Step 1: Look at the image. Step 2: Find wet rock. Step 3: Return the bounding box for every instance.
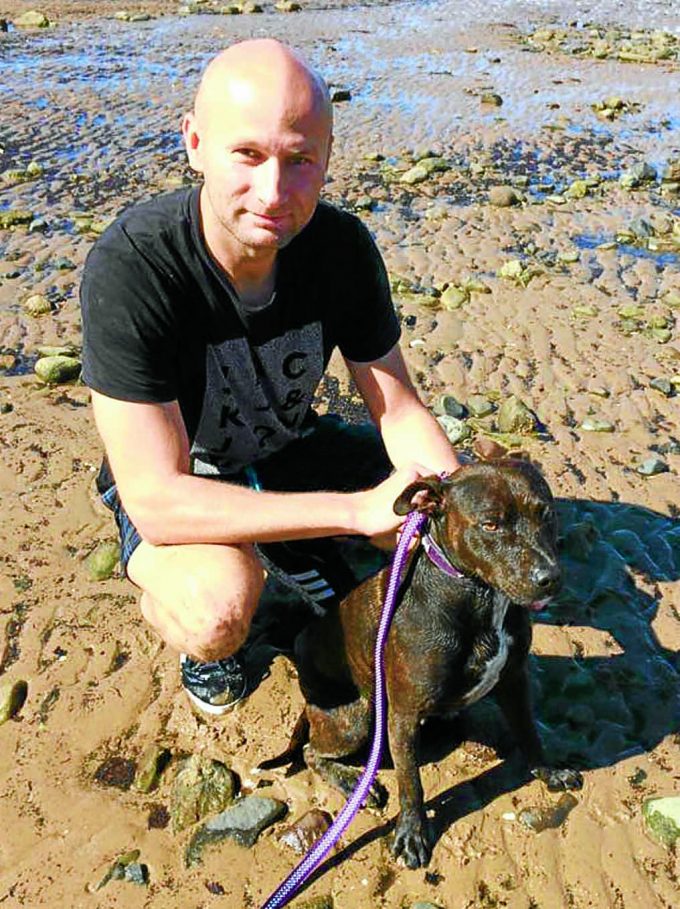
[580,418,615,432]
[437,415,472,445]
[330,88,351,103]
[637,457,669,476]
[22,294,52,317]
[353,195,374,211]
[499,259,539,287]
[489,185,520,207]
[565,179,589,199]
[619,162,656,189]
[558,250,580,264]
[440,285,468,310]
[617,303,645,320]
[481,92,503,106]
[519,793,578,831]
[629,218,655,239]
[650,377,673,397]
[0,210,34,229]
[54,257,76,271]
[277,808,332,854]
[242,2,264,11]
[28,218,48,233]
[94,756,136,790]
[433,394,467,419]
[0,679,28,725]
[93,850,148,891]
[84,541,120,581]
[275,1,301,11]
[572,303,598,318]
[643,797,680,846]
[14,11,50,28]
[134,745,171,794]
[148,804,170,829]
[171,754,238,833]
[129,12,153,21]
[497,396,538,434]
[467,395,495,418]
[185,795,287,866]
[297,898,333,909]
[400,164,431,186]
[462,276,492,294]
[34,355,81,385]
[36,344,79,358]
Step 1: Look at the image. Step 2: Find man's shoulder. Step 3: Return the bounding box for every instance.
[294,200,373,260]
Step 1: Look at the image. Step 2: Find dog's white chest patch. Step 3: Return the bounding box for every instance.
[461,598,512,707]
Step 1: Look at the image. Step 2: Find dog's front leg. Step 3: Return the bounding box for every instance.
[388,711,432,868]
[495,663,583,792]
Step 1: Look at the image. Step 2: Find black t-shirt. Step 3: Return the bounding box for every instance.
[80,187,400,484]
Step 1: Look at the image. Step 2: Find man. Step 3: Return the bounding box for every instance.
[80,39,460,716]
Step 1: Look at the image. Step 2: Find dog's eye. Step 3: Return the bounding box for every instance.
[482,521,500,532]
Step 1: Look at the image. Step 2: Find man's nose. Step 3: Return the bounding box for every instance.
[254,157,285,209]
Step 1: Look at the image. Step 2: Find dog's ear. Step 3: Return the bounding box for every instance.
[393,476,446,516]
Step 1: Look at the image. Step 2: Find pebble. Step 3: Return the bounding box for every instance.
[481,92,503,106]
[277,809,332,854]
[134,744,171,794]
[643,797,680,846]
[489,185,520,207]
[433,394,467,419]
[171,754,237,833]
[519,793,578,831]
[84,541,120,580]
[580,418,615,432]
[14,11,50,28]
[34,355,81,385]
[22,294,52,317]
[636,457,669,476]
[649,377,673,397]
[0,679,28,725]
[0,210,34,229]
[467,395,495,418]
[185,795,287,866]
[497,395,537,434]
[437,415,472,445]
[440,285,468,310]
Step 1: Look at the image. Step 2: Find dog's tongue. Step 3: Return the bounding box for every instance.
[529,598,552,612]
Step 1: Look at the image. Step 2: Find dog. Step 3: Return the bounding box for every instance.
[267,458,583,868]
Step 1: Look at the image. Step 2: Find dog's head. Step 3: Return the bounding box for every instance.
[394,460,560,609]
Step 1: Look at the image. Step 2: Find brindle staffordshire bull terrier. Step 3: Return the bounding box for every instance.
[268,459,583,868]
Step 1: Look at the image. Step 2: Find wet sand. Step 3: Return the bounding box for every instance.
[1,1,679,907]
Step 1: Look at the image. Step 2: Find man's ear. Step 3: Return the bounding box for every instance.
[182,111,203,173]
[393,476,447,516]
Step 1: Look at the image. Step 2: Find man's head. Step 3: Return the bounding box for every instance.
[183,40,333,259]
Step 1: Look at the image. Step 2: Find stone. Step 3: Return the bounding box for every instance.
[36,344,78,358]
[462,277,492,294]
[565,179,589,199]
[650,377,673,396]
[497,396,538,434]
[0,679,28,725]
[242,2,263,11]
[330,88,351,103]
[400,164,431,185]
[297,898,333,909]
[84,541,120,581]
[619,162,656,189]
[34,356,81,384]
[275,1,301,11]
[637,457,669,476]
[481,92,503,106]
[580,418,615,432]
[437,415,472,445]
[499,259,524,280]
[433,394,467,419]
[440,285,468,310]
[0,210,34,229]
[489,185,520,207]
[629,217,655,238]
[643,797,680,846]
[412,903,442,909]
[467,395,495,418]
[22,294,52,317]
[171,754,237,833]
[15,11,50,28]
[94,756,136,790]
[573,304,598,318]
[28,218,48,233]
[134,745,171,793]
[519,793,578,831]
[185,796,287,866]
[93,850,145,891]
[277,809,332,854]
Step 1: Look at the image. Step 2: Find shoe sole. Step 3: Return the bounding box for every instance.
[183,686,245,716]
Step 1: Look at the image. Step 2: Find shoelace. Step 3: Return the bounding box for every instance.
[260,509,427,909]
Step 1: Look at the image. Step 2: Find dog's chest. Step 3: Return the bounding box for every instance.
[459,597,512,707]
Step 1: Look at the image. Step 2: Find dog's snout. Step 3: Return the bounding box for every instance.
[530,563,561,591]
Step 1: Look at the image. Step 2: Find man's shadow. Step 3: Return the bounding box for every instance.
[247,496,680,859]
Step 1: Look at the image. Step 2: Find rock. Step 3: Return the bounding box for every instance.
[617,304,645,319]
[2,169,29,186]
[185,795,287,866]
[93,850,147,891]
[54,257,76,271]
[297,898,333,909]
[36,344,79,358]
[643,797,680,846]
[84,541,120,580]
[0,679,28,725]
[275,1,301,10]
[433,394,467,419]
[330,88,351,103]
[440,285,468,310]
[353,195,374,211]
[467,395,495,418]
[619,162,656,189]
[481,92,503,106]
[22,294,52,317]
[565,179,589,199]
[629,218,655,238]
[277,809,332,854]
[94,756,137,790]
[573,304,598,318]
[489,185,520,207]
[171,754,237,833]
[400,164,431,186]
[558,250,580,264]
[637,457,669,476]
[437,415,472,445]
[34,355,81,384]
[14,11,50,28]
[28,218,48,233]
[129,12,153,21]
[497,396,538,434]
[412,903,442,909]
[519,793,579,831]
[650,377,673,397]
[134,745,171,793]
[242,2,263,11]
[0,210,34,229]
[462,276,492,294]
[580,418,615,432]
[218,4,243,13]
[499,259,524,280]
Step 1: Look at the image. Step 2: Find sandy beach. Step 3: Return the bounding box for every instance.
[1,0,679,906]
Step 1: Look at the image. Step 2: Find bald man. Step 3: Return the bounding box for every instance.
[81,40,460,715]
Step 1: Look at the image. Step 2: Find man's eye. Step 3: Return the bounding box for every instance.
[234,149,259,160]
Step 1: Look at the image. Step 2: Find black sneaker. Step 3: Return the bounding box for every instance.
[180,652,248,715]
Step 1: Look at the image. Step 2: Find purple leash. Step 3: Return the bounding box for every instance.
[260,509,427,909]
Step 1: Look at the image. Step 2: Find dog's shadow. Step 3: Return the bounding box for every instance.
[248,496,679,864]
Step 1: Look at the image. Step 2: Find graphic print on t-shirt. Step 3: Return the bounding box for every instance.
[191,322,323,476]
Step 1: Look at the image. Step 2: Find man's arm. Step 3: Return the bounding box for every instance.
[90,390,425,547]
[346,343,462,476]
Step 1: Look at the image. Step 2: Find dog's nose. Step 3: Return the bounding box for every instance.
[530,563,561,591]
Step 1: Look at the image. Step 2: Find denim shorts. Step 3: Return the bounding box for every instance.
[100,414,392,576]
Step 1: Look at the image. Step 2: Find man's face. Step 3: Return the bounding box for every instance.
[184,78,331,254]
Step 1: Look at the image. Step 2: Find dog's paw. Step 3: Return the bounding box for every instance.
[391,817,432,869]
[532,766,584,792]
